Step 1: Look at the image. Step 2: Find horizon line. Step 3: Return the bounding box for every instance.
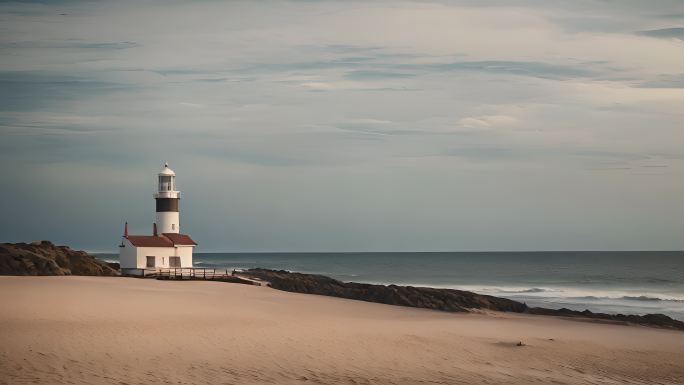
[89,249,684,254]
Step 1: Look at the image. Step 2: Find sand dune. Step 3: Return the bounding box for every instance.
[1,277,683,384]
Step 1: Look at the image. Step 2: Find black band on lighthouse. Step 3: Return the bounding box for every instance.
[156,198,179,212]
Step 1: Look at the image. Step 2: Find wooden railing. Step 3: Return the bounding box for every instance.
[157,268,232,280]
[121,267,235,280]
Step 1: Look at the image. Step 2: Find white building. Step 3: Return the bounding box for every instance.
[119,163,197,275]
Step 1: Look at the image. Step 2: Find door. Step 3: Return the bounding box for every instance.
[169,256,181,268]
[146,256,155,268]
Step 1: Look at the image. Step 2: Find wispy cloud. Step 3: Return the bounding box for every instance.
[636,75,684,89]
[0,71,139,112]
[400,60,597,80]
[0,41,139,50]
[2,0,684,250]
[637,27,684,40]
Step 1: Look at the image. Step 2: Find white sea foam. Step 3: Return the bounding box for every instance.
[400,284,684,319]
[400,284,684,303]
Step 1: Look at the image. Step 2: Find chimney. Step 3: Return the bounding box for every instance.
[153,222,158,236]
[124,222,128,237]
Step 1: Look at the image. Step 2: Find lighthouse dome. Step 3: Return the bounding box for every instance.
[159,163,175,176]
[156,163,178,194]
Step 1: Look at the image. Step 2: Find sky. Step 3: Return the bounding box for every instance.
[1,0,683,252]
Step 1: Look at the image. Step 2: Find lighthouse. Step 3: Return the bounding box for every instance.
[155,163,180,234]
[118,163,197,275]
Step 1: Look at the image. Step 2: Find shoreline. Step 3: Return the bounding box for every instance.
[147,249,684,319]
[6,241,681,320]
[236,268,684,329]
[1,276,683,384]
[2,240,682,330]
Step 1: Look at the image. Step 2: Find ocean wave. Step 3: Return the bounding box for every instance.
[445,285,559,295]
[622,295,665,302]
[542,295,684,304]
[433,285,684,303]
[559,294,684,303]
[520,293,684,303]
[619,295,683,303]
[192,262,223,268]
[463,287,550,294]
[498,287,548,294]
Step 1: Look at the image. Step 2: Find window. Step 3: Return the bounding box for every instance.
[169,256,181,268]
[171,224,175,230]
[158,175,174,191]
[146,256,156,268]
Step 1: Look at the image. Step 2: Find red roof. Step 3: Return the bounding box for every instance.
[162,233,197,246]
[125,233,197,247]
[125,235,174,247]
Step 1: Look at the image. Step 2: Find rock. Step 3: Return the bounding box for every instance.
[239,269,527,313]
[0,242,119,276]
[239,269,684,331]
[527,307,684,330]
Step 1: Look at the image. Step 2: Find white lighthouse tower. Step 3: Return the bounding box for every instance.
[118,163,197,275]
[154,163,180,234]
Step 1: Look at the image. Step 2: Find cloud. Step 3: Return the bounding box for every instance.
[409,60,596,80]
[344,70,415,81]
[0,111,111,135]
[0,41,139,50]
[300,81,339,91]
[458,115,520,130]
[179,102,206,108]
[0,71,139,112]
[2,0,684,251]
[637,27,684,40]
[334,119,396,135]
[241,58,597,83]
[636,75,684,89]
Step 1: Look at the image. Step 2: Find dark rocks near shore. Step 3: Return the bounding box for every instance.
[242,269,526,313]
[526,307,684,330]
[0,241,119,276]
[241,268,684,330]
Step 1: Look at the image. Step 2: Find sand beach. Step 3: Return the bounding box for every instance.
[1,276,683,385]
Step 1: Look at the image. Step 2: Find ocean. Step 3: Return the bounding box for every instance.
[97,251,684,320]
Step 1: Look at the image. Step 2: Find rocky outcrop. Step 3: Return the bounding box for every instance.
[240,269,526,312]
[0,241,119,276]
[527,307,684,330]
[240,269,684,330]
